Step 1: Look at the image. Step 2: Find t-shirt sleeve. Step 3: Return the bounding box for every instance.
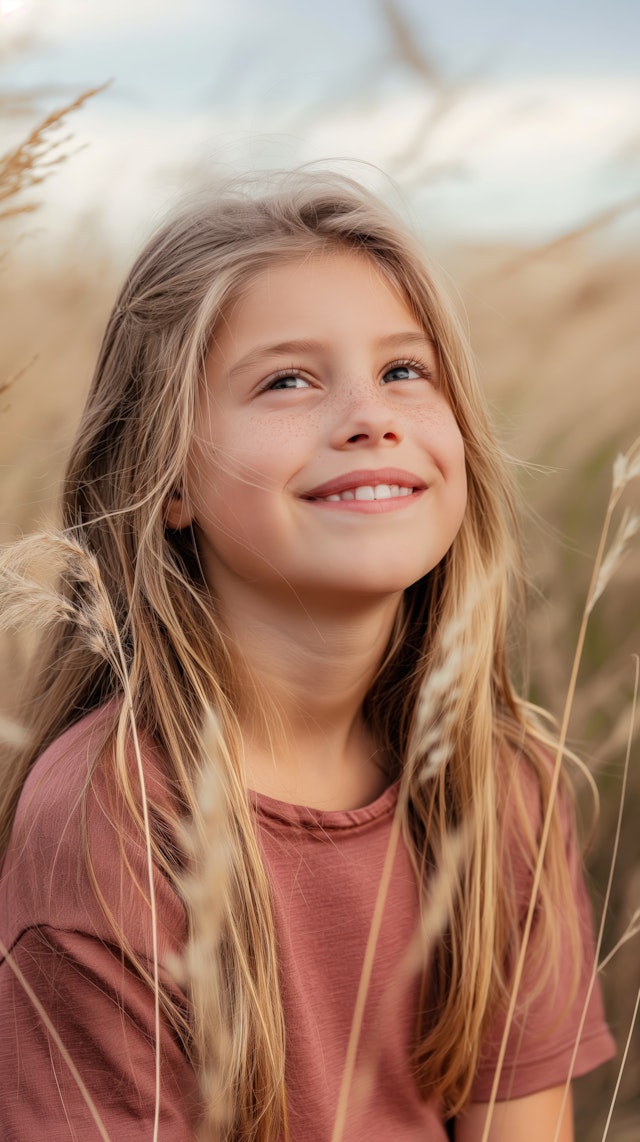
[0,709,200,1140]
[470,778,616,1102]
[0,926,198,1141]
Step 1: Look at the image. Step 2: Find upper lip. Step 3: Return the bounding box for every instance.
[303,468,426,499]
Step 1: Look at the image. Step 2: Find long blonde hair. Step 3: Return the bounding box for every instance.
[0,171,578,1136]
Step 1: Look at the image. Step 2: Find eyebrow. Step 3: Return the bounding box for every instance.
[226,331,435,379]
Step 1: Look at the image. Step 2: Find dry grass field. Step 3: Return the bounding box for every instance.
[2,219,638,1139]
[1,43,639,1135]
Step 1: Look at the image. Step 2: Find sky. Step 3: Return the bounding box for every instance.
[1,0,639,249]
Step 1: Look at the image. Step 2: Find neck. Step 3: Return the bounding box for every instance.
[218,586,402,810]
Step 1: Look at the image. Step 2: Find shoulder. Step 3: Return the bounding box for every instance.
[495,740,602,961]
[0,703,187,962]
[11,703,115,847]
[496,740,577,866]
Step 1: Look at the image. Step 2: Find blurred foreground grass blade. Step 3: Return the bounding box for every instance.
[601,984,640,1142]
[500,193,640,275]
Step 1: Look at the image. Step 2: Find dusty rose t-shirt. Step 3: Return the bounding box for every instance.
[0,707,615,1140]
[253,779,615,1140]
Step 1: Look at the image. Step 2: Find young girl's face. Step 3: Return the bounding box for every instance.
[181,250,467,611]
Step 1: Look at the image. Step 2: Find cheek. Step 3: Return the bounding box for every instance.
[415,402,466,482]
[442,410,465,463]
[430,410,468,529]
[185,435,284,539]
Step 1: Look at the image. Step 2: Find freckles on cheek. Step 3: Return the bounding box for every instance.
[414,404,465,465]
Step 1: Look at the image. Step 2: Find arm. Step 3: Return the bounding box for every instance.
[455,1085,573,1142]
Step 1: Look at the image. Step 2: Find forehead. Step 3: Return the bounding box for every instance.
[213,249,428,350]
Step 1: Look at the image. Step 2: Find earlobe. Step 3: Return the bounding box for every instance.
[165,488,193,530]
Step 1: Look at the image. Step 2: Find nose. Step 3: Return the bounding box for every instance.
[331,384,403,450]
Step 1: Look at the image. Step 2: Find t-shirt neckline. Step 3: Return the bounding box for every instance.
[250,778,400,831]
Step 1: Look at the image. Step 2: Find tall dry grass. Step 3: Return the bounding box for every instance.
[2,226,639,1142]
[2,241,639,1141]
[0,79,114,705]
[0,84,109,223]
[1,11,639,1138]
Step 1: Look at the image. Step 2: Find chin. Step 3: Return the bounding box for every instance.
[295,573,425,606]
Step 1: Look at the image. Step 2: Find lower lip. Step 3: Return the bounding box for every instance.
[304,489,425,513]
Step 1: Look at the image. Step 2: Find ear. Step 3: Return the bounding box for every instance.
[165,487,193,530]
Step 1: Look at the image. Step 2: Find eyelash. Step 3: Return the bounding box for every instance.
[382,357,435,384]
[262,357,435,390]
[263,367,312,391]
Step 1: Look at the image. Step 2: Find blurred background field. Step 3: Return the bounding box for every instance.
[1,1,639,1136]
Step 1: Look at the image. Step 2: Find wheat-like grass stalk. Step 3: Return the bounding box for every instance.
[0,528,162,1142]
[0,565,79,630]
[414,612,466,782]
[0,531,114,656]
[176,708,234,1140]
[612,438,640,491]
[0,84,109,221]
[588,511,640,615]
[480,436,640,1142]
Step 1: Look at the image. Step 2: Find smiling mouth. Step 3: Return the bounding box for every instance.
[307,483,417,502]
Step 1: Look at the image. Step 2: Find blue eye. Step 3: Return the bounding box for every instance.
[382,359,430,384]
[266,372,311,391]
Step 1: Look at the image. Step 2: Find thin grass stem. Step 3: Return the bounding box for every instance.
[480,485,620,1141]
[600,983,640,1141]
[551,655,638,1142]
[597,911,640,972]
[0,936,111,1140]
[117,672,161,1142]
[330,786,407,1142]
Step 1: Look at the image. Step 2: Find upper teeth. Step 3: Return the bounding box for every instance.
[321,484,414,502]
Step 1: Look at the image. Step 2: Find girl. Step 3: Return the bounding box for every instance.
[0,171,615,1141]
